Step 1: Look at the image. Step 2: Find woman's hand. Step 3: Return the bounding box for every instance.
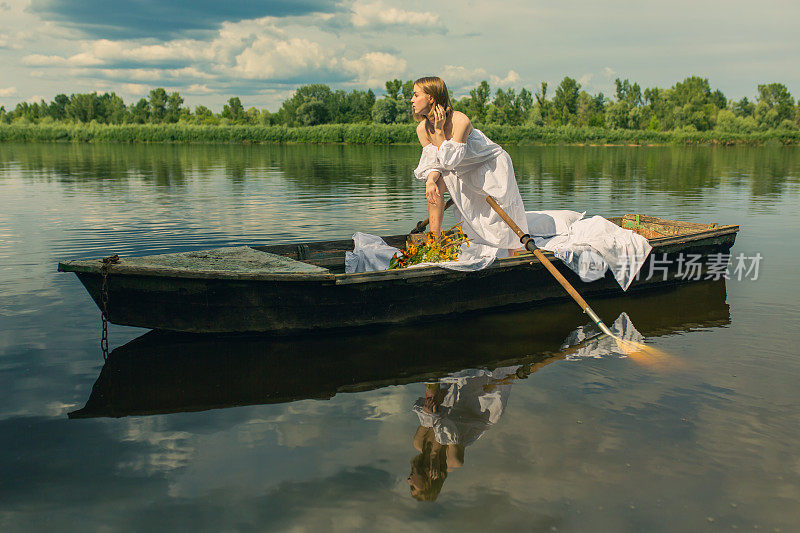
[423,396,439,414]
[426,176,442,205]
[432,104,448,132]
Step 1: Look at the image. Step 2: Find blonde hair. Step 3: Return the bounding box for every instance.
[409,441,448,501]
[413,76,453,123]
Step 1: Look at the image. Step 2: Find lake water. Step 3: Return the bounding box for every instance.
[1,142,799,531]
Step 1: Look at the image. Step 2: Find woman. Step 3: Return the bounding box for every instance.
[408,367,519,501]
[411,76,528,252]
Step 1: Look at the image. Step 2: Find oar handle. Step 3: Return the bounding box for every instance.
[485,196,614,337]
[410,198,454,234]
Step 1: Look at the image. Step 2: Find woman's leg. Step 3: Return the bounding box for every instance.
[428,179,449,234]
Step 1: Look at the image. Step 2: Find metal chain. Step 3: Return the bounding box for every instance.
[100,254,119,360]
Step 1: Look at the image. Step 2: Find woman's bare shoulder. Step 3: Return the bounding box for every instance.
[451,111,472,127]
[450,111,473,142]
[416,121,431,147]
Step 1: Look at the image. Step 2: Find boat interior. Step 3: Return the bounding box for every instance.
[253,214,734,274]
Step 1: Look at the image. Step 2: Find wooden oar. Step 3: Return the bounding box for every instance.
[485,196,676,366]
[410,199,454,234]
[485,196,615,337]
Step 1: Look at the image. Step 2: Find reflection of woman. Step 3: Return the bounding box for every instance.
[411,76,528,252]
[408,367,519,501]
[405,322,639,501]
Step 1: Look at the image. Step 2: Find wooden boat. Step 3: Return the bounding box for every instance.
[57,214,739,334]
[69,280,731,418]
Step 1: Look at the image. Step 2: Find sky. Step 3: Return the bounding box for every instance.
[0,0,798,111]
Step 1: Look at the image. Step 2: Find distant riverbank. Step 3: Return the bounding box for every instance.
[1,123,798,145]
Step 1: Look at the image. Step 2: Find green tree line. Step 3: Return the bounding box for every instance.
[1,76,798,135]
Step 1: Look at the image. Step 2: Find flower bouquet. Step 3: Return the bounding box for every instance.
[388,222,470,270]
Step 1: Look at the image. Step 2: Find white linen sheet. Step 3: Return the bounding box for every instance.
[534,215,652,291]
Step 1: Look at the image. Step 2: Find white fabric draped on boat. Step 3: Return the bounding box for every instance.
[534,215,652,291]
[345,213,652,291]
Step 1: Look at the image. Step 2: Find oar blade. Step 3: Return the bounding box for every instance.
[613,337,682,369]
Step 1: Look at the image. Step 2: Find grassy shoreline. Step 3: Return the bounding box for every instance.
[1,123,798,145]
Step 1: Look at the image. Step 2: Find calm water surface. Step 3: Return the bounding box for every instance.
[1,143,799,531]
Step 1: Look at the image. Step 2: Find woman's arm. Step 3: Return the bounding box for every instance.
[418,121,443,202]
[429,105,447,147]
[413,426,430,452]
[446,444,465,469]
[426,172,442,205]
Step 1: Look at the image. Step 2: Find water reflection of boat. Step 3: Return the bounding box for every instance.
[58,215,738,333]
[69,281,730,419]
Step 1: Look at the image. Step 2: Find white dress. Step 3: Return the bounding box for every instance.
[413,129,529,249]
[412,366,518,447]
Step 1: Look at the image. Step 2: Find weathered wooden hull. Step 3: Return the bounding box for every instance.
[59,215,739,333]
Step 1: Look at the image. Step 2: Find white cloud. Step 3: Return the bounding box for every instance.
[0,30,35,50]
[44,401,77,417]
[341,52,407,88]
[22,54,73,67]
[0,86,18,97]
[87,39,201,63]
[18,16,407,91]
[491,69,521,87]
[118,418,195,475]
[94,66,214,83]
[351,1,439,28]
[20,19,342,83]
[567,68,623,97]
[186,84,214,95]
[441,65,487,88]
[24,39,204,68]
[233,34,335,79]
[121,83,150,96]
[5,0,797,105]
[441,65,521,92]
